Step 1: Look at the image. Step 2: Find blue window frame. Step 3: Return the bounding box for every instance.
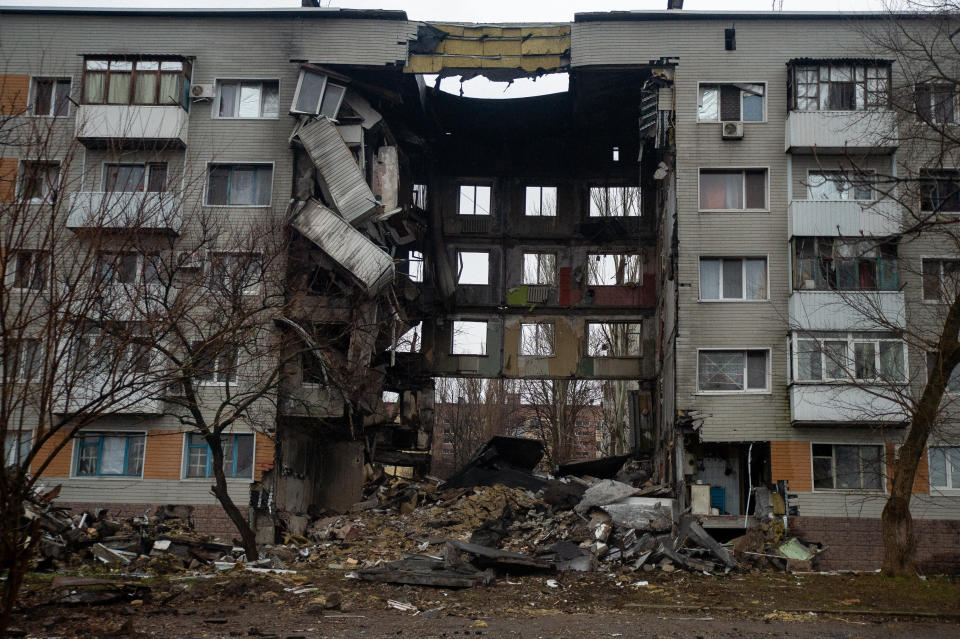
[74,433,144,476]
[206,164,272,206]
[184,433,254,478]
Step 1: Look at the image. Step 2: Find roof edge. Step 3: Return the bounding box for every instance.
[574,10,921,22]
[0,6,409,20]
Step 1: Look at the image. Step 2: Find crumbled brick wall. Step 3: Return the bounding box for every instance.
[789,516,960,574]
[57,502,244,541]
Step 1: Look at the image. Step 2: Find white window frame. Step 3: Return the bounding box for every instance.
[451,320,488,356]
[290,68,345,119]
[929,446,960,492]
[18,160,60,204]
[93,250,161,287]
[588,186,641,217]
[214,78,280,119]
[456,251,489,286]
[806,169,876,201]
[204,162,274,208]
[696,348,771,394]
[100,162,168,192]
[520,322,556,357]
[791,332,907,383]
[70,430,147,479]
[698,167,769,212]
[696,81,767,123]
[524,185,558,217]
[4,430,33,468]
[458,184,492,216]
[29,76,72,117]
[698,256,768,302]
[811,443,886,492]
[522,252,557,286]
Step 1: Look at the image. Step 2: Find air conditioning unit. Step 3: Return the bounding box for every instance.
[721,121,744,140]
[191,83,215,100]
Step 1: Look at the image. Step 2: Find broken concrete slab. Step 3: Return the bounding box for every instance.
[598,497,675,532]
[574,479,642,514]
[679,516,738,570]
[446,540,554,572]
[357,555,492,588]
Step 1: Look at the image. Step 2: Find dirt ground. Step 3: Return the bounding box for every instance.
[8,569,960,638]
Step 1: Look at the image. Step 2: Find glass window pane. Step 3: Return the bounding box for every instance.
[861,446,883,489]
[835,445,860,488]
[147,164,167,193]
[698,86,718,120]
[218,82,237,117]
[813,455,834,489]
[295,71,325,113]
[930,448,948,487]
[238,82,261,118]
[879,342,904,381]
[229,167,256,205]
[746,351,766,389]
[134,72,156,104]
[108,72,130,104]
[100,437,126,474]
[745,170,766,208]
[159,72,179,105]
[34,79,53,115]
[722,259,743,299]
[255,166,273,205]
[854,342,877,379]
[320,83,345,119]
[84,72,105,103]
[207,166,229,205]
[742,90,763,121]
[745,259,767,299]
[824,340,848,378]
[700,171,743,210]
[54,80,71,116]
[235,435,254,477]
[78,439,99,475]
[950,449,960,488]
[797,339,822,381]
[262,81,279,117]
[127,436,145,476]
[699,259,720,300]
[698,351,744,391]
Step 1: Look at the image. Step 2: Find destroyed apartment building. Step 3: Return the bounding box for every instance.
[2,3,960,573]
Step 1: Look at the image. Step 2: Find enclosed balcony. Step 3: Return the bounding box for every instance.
[785,110,897,153]
[788,199,901,238]
[790,384,906,424]
[66,191,183,234]
[789,290,905,331]
[75,104,189,148]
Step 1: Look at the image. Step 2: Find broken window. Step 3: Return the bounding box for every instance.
[206,164,273,206]
[916,83,959,124]
[522,253,556,286]
[104,163,167,192]
[699,169,766,210]
[408,250,424,283]
[11,250,47,290]
[807,170,874,201]
[587,322,642,357]
[587,254,642,286]
[291,67,345,119]
[925,352,960,393]
[301,350,325,385]
[210,252,263,295]
[698,83,765,121]
[520,322,555,356]
[392,322,422,354]
[929,447,960,490]
[589,186,640,217]
[192,340,238,384]
[31,77,71,116]
[922,258,960,301]
[524,186,557,217]
[793,332,905,382]
[457,251,489,285]
[412,184,428,209]
[920,169,960,213]
[812,444,883,490]
[217,80,279,119]
[458,185,491,216]
[83,57,191,109]
[184,433,254,479]
[19,161,59,204]
[699,257,766,300]
[452,321,487,356]
[75,432,145,477]
[697,349,768,392]
[7,338,42,382]
[4,431,32,468]
[790,62,889,111]
[793,237,898,291]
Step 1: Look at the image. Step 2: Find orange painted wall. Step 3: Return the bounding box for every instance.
[144,430,183,479]
[770,441,813,492]
[885,443,930,495]
[0,74,29,114]
[30,429,72,478]
[254,432,274,481]
[0,158,18,203]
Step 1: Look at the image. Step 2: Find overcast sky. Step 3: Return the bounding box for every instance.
[3,0,889,20]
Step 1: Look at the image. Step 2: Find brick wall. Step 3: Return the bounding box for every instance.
[57,502,244,540]
[789,516,960,574]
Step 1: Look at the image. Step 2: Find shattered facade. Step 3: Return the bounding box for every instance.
[2,4,960,570]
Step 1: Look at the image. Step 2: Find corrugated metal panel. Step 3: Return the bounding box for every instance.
[788,200,901,238]
[295,118,378,226]
[292,200,394,296]
[66,191,183,233]
[788,291,906,331]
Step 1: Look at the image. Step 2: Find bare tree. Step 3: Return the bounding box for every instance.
[518,377,601,468]
[434,377,520,469]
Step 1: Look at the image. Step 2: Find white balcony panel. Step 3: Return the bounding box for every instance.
[55,380,163,415]
[789,291,905,330]
[67,191,183,233]
[75,105,189,147]
[785,110,897,153]
[788,199,901,238]
[790,384,907,423]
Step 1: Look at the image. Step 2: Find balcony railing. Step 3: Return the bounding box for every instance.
[66,191,183,233]
[75,104,189,148]
[789,290,905,331]
[788,199,901,238]
[785,110,898,153]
